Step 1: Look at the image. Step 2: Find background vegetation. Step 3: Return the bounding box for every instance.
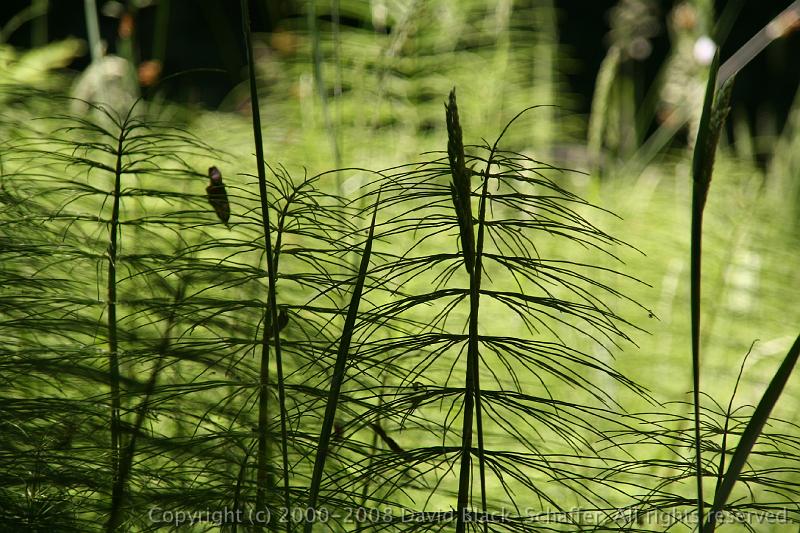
[1,0,799,531]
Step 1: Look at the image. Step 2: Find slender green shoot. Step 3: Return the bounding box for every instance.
[240,0,291,520]
[689,50,734,532]
[305,189,381,533]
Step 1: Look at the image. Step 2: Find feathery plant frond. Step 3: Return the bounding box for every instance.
[296,88,654,531]
[3,81,796,533]
[1,92,217,530]
[1,84,365,530]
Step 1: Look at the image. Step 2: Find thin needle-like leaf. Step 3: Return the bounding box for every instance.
[305,189,381,532]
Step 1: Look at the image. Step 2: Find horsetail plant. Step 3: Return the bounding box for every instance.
[298,89,656,532]
[6,3,798,524]
[446,88,488,533]
[240,0,291,521]
[688,51,733,530]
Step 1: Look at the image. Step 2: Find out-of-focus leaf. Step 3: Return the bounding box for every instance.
[0,38,84,90]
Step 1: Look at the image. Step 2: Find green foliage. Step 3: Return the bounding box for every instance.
[0,38,83,97]
[1,1,799,532]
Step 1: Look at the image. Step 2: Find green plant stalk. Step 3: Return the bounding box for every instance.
[305,193,380,533]
[232,441,258,533]
[240,0,291,520]
[267,185,293,526]
[618,61,638,156]
[530,0,556,154]
[152,0,170,64]
[0,0,48,45]
[459,102,532,532]
[447,88,488,533]
[470,164,493,533]
[717,0,800,86]
[587,44,620,168]
[450,98,546,533]
[106,112,129,528]
[690,51,733,532]
[83,0,102,62]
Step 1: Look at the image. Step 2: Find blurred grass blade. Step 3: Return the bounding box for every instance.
[307,0,340,167]
[705,334,800,532]
[83,0,102,62]
[305,189,380,532]
[717,0,800,86]
[587,44,621,169]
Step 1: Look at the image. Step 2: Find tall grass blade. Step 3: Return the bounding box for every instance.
[305,189,380,533]
[239,0,290,519]
[689,49,734,532]
[307,0,341,167]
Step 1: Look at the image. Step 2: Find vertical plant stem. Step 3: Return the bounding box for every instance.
[107,280,186,532]
[530,0,556,156]
[456,345,476,532]
[305,193,380,533]
[689,52,728,532]
[447,89,488,533]
[152,0,170,65]
[83,0,102,62]
[331,0,342,109]
[471,166,496,533]
[31,0,49,47]
[106,113,130,530]
[587,45,620,170]
[240,0,291,522]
